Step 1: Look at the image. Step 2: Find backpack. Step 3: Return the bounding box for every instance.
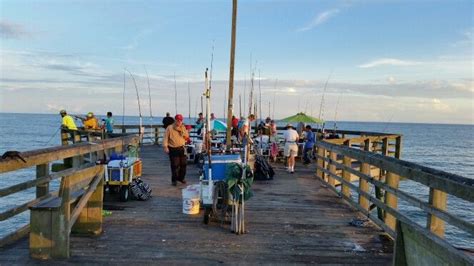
[130,178,152,201]
[254,155,275,180]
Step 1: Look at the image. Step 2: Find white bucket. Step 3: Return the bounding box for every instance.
[182,185,200,215]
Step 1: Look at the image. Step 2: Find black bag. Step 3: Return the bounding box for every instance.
[131,178,152,201]
[254,155,275,180]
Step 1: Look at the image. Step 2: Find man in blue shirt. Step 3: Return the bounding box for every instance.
[303,125,315,164]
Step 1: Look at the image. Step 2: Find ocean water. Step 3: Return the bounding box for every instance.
[0,113,472,249]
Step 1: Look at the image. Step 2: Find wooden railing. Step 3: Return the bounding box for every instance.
[0,134,139,248]
[314,139,473,262]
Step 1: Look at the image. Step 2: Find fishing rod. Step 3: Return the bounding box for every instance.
[239,94,242,118]
[243,76,246,118]
[333,91,343,133]
[122,70,126,131]
[272,79,277,118]
[188,81,191,119]
[318,71,333,133]
[144,66,153,140]
[258,69,262,123]
[125,69,143,136]
[224,89,227,123]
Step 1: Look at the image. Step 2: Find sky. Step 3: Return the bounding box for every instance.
[0,0,472,124]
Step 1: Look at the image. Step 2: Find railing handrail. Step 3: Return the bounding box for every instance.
[0,134,139,174]
[114,123,401,137]
[317,140,473,202]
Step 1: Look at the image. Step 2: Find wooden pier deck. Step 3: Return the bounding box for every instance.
[0,145,393,265]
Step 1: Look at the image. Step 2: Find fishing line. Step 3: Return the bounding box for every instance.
[45,127,61,146]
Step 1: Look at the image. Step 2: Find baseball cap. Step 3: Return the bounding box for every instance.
[175,114,183,121]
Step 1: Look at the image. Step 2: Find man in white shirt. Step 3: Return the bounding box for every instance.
[283,123,299,173]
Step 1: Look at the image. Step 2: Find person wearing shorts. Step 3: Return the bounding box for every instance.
[283,123,299,173]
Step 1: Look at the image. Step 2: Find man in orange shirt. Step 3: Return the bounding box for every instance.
[163,114,189,186]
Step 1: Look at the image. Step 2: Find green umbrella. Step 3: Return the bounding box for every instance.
[280,112,323,124]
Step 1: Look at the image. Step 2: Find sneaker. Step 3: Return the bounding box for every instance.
[290,171,294,174]
[172,181,177,186]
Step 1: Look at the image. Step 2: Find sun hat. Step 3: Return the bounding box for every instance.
[175,114,183,121]
[59,109,67,114]
[285,123,293,129]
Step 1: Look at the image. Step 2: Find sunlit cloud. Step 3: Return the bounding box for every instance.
[297,9,340,32]
[358,58,422,68]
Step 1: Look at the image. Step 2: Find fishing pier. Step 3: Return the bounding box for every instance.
[0,126,472,265]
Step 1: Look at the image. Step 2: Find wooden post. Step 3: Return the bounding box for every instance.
[328,151,337,187]
[427,188,447,237]
[395,136,402,159]
[225,0,238,149]
[61,129,69,146]
[36,164,49,198]
[72,176,104,235]
[384,171,400,231]
[53,177,71,258]
[358,139,370,211]
[154,127,159,145]
[341,140,351,197]
[316,146,326,180]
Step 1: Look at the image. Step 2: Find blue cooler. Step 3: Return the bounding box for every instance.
[202,154,241,181]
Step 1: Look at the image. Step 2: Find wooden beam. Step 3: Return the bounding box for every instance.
[384,172,400,231]
[358,139,371,211]
[341,140,351,197]
[427,188,447,237]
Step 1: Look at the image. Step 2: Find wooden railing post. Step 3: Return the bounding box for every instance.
[53,176,71,258]
[60,129,69,146]
[427,188,447,237]
[358,139,371,210]
[328,151,337,187]
[35,164,49,198]
[316,146,326,180]
[341,140,352,197]
[395,136,402,159]
[154,127,159,145]
[384,171,400,231]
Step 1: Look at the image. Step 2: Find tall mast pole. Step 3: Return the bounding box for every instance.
[174,72,177,115]
[226,0,238,148]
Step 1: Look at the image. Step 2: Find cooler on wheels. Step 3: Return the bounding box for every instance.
[105,159,142,202]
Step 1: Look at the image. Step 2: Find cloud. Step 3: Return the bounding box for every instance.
[358,58,422,68]
[452,28,473,48]
[297,9,340,32]
[0,20,31,39]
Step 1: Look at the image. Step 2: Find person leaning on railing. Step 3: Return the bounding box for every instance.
[163,114,189,186]
[59,109,77,130]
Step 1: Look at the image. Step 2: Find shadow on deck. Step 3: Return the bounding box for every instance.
[0,145,393,264]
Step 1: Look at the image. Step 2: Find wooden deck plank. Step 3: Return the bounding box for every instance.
[0,145,393,264]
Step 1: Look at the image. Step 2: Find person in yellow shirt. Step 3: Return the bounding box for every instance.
[74,112,100,130]
[59,110,78,130]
